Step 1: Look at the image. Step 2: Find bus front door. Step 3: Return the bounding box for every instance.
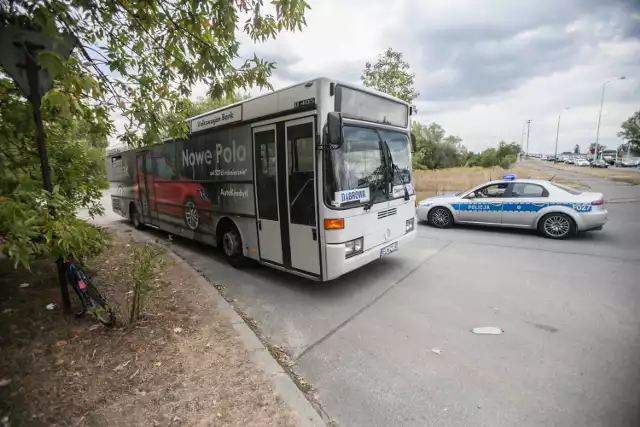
[284,118,320,275]
[253,125,284,265]
[135,152,152,223]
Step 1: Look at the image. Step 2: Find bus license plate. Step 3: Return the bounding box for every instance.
[380,242,398,258]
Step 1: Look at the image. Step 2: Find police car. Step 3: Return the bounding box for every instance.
[416,175,608,239]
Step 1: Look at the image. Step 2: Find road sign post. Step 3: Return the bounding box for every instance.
[0,25,78,313]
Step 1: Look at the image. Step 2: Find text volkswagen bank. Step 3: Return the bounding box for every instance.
[107,77,417,280]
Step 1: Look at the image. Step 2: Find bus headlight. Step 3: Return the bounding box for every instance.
[344,237,364,258]
[406,218,415,233]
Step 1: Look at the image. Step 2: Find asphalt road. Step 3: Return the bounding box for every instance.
[88,164,640,427]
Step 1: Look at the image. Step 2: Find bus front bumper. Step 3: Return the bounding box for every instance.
[325,229,417,281]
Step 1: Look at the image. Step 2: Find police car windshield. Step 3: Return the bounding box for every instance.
[325,126,400,207]
[549,182,582,195]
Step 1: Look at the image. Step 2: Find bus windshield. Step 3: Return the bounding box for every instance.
[324,125,412,207]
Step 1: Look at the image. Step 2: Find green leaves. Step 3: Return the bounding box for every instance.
[362,48,420,113]
[38,51,66,78]
[4,0,309,148]
[618,109,640,152]
[1,0,310,269]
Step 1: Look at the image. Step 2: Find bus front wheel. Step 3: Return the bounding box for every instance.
[130,204,144,230]
[219,222,245,268]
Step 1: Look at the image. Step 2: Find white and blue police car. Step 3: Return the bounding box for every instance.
[416,175,608,239]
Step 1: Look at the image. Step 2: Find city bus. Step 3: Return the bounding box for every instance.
[106,77,417,281]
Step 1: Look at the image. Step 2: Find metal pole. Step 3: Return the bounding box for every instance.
[25,46,71,313]
[526,119,532,157]
[554,113,562,162]
[594,82,607,159]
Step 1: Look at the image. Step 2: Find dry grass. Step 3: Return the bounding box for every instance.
[413,165,587,201]
[0,232,298,427]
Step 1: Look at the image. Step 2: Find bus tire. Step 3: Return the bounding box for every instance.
[130,204,144,230]
[218,221,246,268]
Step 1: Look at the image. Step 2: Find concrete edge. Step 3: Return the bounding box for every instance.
[125,229,327,427]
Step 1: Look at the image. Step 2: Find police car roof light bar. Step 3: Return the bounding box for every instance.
[502,174,516,181]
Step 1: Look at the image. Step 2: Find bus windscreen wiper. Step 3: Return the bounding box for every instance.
[364,167,387,210]
[382,140,410,201]
[391,163,410,201]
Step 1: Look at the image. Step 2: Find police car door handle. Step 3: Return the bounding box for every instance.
[312,228,317,241]
[258,220,262,230]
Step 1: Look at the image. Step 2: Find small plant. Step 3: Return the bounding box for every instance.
[129,243,165,323]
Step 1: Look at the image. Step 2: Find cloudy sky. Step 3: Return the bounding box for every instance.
[200,0,639,155]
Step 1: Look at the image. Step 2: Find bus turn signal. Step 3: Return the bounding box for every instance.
[324,218,345,230]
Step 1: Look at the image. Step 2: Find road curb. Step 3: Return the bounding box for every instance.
[125,228,327,427]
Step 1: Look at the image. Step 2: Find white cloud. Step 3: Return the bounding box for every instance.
[112,0,640,155]
[237,0,640,154]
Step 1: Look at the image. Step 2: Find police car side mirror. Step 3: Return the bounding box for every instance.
[466,192,476,199]
[327,112,344,146]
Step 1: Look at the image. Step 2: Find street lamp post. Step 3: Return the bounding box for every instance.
[594,76,626,159]
[554,108,569,162]
[525,119,532,157]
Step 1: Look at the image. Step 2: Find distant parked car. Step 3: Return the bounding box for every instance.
[616,157,640,167]
[591,159,609,168]
[575,159,590,167]
[565,158,576,165]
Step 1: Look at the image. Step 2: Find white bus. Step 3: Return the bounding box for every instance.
[107,77,417,281]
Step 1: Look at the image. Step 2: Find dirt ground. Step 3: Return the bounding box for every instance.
[0,231,298,427]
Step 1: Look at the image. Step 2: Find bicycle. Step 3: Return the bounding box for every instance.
[64,258,115,326]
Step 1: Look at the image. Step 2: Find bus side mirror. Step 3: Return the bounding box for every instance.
[327,112,344,146]
[410,133,418,152]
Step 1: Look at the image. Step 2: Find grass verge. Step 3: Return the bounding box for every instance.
[0,231,298,427]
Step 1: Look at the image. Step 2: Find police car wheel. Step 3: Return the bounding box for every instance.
[539,213,575,239]
[428,207,453,229]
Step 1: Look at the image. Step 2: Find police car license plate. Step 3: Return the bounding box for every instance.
[380,242,398,258]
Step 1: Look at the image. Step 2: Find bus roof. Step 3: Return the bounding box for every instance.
[106,77,410,156]
[188,76,410,122]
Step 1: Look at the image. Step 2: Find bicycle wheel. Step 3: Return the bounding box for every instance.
[84,283,115,327]
[75,268,115,327]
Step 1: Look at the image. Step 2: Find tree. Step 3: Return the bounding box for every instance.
[574,144,580,154]
[361,48,420,112]
[411,122,466,169]
[2,0,309,147]
[588,142,604,155]
[618,109,640,152]
[0,1,309,268]
[0,78,108,267]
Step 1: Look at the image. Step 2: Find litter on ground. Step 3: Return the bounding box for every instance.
[471,327,504,335]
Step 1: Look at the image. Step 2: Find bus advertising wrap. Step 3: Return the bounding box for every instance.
[107,124,255,235]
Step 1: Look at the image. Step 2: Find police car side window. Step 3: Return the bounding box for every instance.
[510,183,547,198]
[474,183,508,199]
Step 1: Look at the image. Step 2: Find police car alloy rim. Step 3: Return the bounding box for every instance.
[431,208,451,226]
[544,215,570,237]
